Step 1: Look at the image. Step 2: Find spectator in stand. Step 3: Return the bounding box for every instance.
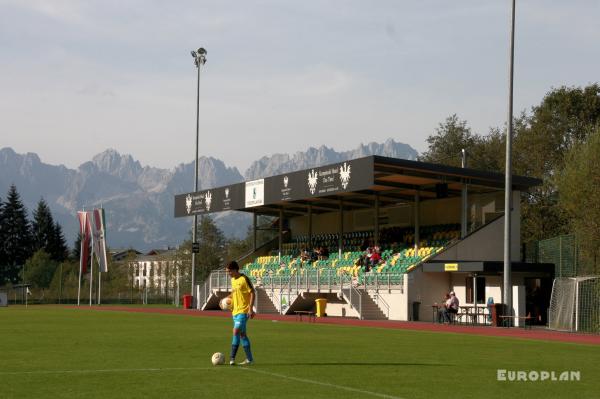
[369,247,381,268]
[311,247,320,262]
[319,246,329,260]
[300,247,311,262]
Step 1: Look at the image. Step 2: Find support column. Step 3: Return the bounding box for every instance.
[253,212,257,252]
[308,204,313,251]
[279,208,283,263]
[375,194,380,246]
[414,192,420,252]
[461,149,468,238]
[338,199,344,259]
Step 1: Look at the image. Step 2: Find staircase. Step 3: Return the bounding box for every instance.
[254,287,279,315]
[360,292,387,320]
[342,288,387,320]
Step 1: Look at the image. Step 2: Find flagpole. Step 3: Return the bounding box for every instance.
[98,268,101,305]
[77,234,83,306]
[89,231,94,307]
[77,210,85,306]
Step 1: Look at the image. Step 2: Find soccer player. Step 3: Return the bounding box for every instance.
[226,260,255,365]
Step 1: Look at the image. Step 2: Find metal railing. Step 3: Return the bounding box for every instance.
[371,292,390,319]
[343,285,363,320]
[201,269,404,314]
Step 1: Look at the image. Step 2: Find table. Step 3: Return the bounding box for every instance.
[456,306,488,326]
[499,315,533,329]
[294,310,316,323]
[431,305,441,323]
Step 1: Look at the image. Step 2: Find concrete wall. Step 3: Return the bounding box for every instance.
[408,267,452,322]
[432,205,520,262]
[375,289,408,320]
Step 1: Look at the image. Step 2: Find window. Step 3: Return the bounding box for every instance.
[466,276,486,304]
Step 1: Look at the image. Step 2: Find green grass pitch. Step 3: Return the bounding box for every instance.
[1,306,599,399]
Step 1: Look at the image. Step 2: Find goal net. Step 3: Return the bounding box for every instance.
[549,277,600,333]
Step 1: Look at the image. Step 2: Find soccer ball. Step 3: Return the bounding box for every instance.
[211,352,225,366]
[219,297,232,310]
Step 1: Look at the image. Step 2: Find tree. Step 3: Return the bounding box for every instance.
[24,250,58,289]
[32,198,55,253]
[0,185,33,284]
[514,84,600,243]
[556,126,600,274]
[195,216,226,283]
[421,114,506,172]
[421,114,478,167]
[49,222,69,262]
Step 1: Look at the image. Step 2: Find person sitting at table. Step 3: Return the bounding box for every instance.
[438,292,460,323]
[437,293,451,323]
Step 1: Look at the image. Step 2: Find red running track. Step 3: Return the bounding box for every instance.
[72,306,600,346]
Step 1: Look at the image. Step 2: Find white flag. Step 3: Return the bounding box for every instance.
[91,208,109,272]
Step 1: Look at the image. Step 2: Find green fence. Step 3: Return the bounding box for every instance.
[525,234,580,277]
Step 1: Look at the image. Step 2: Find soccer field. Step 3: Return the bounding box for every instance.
[2,307,598,399]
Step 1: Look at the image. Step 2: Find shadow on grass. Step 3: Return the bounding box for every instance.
[254,362,450,367]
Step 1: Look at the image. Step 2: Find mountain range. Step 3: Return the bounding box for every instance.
[0,139,417,251]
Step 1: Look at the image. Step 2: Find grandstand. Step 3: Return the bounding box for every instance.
[175,155,553,323]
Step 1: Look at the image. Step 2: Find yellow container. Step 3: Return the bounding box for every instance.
[315,298,327,317]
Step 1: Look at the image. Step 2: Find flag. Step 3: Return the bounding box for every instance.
[91,208,108,273]
[77,211,91,274]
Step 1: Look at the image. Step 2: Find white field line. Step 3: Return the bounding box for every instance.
[238,367,405,399]
[0,367,214,375]
[3,366,407,399]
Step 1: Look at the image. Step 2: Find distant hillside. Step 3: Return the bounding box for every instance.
[0,139,417,250]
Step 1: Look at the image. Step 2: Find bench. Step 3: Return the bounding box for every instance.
[294,310,316,323]
[498,315,533,329]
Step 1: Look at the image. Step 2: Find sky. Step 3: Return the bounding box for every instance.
[0,0,598,173]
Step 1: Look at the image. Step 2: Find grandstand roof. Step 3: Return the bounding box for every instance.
[422,261,554,276]
[174,155,541,218]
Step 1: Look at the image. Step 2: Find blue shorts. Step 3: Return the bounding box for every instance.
[232,313,249,333]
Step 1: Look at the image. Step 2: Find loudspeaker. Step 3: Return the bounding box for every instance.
[436,183,448,198]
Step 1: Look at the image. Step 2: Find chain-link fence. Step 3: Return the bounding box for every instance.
[524,234,580,277]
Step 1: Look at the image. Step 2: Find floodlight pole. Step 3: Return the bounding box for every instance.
[191,48,207,309]
[503,0,516,316]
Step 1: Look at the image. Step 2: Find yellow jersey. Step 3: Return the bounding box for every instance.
[231,274,254,315]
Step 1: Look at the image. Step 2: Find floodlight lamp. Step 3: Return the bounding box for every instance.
[191,50,197,57]
[197,48,207,55]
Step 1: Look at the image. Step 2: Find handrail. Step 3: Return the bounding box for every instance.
[348,284,363,320]
[372,292,390,318]
[200,269,404,313]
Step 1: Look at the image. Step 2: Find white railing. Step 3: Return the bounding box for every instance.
[371,292,390,319]
[343,285,363,319]
[202,269,404,314]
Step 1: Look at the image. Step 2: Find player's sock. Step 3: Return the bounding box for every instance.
[231,334,240,360]
[241,336,253,362]
[230,344,239,360]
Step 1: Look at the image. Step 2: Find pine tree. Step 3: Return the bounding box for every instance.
[32,198,55,254]
[0,185,34,284]
[49,222,69,262]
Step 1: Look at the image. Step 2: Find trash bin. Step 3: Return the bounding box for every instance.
[412,301,421,321]
[183,295,193,309]
[491,303,506,327]
[315,298,327,317]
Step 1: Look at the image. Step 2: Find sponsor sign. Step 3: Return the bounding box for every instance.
[245,179,265,207]
[174,183,245,217]
[444,263,459,271]
[174,156,374,217]
[192,242,200,253]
